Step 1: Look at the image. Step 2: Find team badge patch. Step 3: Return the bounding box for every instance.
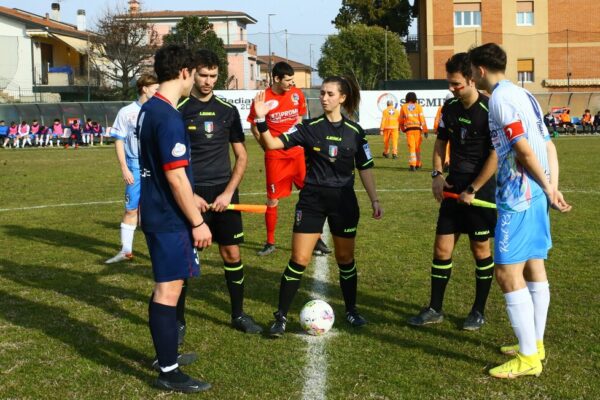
[460,127,468,144]
[204,121,214,138]
[172,143,186,157]
[362,143,372,160]
[295,209,302,226]
[328,145,338,162]
[292,93,300,105]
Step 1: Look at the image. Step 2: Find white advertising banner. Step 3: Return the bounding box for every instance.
[214,90,258,130]
[358,90,452,131]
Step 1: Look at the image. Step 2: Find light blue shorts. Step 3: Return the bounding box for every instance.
[495,195,552,265]
[124,165,140,211]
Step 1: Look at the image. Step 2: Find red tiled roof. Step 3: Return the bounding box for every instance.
[0,7,91,39]
[134,10,257,23]
[257,55,312,71]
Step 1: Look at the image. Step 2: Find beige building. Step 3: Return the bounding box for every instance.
[412,0,600,92]
[256,55,313,89]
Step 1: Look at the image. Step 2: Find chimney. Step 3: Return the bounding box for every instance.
[128,0,140,14]
[50,3,60,21]
[77,9,86,31]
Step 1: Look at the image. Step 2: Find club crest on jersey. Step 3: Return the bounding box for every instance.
[295,209,302,226]
[172,143,186,157]
[460,127,468,144]
[291,93,300,105]
[328,145,338,162]
[204,121,214,138]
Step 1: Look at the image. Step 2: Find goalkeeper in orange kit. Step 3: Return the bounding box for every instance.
[380,100,400,159]
[399,92,427,171]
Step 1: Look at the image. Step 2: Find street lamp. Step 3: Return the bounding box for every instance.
[268,13,276,86]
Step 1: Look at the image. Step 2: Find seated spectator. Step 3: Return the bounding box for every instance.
[594,111,600,133]
[48,119,65,147]
[38,124,50,147]
[67,119,81,149]
[18,120,31,148]
[544,111,557,136]
[0,120,8,148]
[559,109,574,130]
[30,119,41,146]
[91,121,104,146]
[83,118,93,146]
[581,109,593,132]
[8,121,18,148]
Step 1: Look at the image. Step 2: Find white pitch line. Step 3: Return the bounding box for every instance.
[301,225,332,400]
[1,188,596,213]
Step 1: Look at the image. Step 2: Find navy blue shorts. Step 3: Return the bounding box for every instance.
[144,230,200,283]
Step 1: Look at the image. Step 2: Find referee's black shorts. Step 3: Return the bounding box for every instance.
[194,182,244,246]
[293,184,359,238]
[436,173,496,241]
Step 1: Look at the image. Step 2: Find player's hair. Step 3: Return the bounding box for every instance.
[585,109,590,113]
[322,75,361,118]
[468,43,507,73]
[136,73,158,95]
[0,120,4,123]
[193,49,220,71]
[32,119,38,123]
[445,52,471,79]
[272,62,295,80]
[405,92,417,103]
[53,119,60,123]
[387,100,394,106]
[153,44,195,83]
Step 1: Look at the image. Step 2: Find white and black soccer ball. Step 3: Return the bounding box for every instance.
[299,299,335,336]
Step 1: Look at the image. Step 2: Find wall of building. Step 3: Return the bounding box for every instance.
[0,16,33,92]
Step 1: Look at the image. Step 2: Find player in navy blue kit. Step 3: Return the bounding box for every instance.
[253,76,383,337]
[176,49,262,334]
[138,44,211,393]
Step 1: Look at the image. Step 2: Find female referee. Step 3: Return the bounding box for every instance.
[252,76,383,337]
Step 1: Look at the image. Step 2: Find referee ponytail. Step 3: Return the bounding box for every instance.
[323,75,361,119]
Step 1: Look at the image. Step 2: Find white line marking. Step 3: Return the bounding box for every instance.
[301,225,332,400]
[0,188,596,213]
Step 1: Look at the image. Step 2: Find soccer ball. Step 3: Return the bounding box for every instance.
[299,299,335,336]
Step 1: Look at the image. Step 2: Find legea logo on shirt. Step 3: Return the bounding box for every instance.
[172,143,186,157]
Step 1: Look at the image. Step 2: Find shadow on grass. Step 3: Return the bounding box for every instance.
[0,289,154,383]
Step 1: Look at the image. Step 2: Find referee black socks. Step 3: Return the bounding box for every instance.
[338,260,358,312]
[278,260,306,316]
[473,256,494,314]
[430,258,452,312]
[224,261,245,319]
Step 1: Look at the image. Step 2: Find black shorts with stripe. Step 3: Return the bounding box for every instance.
[194,182,244,246]
[436,173,496,241]
[293,184,359,238]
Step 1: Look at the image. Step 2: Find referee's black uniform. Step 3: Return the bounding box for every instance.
[436,94,496,240]
[279,115,374,237]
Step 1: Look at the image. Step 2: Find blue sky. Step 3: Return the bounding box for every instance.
[2,0,343,67]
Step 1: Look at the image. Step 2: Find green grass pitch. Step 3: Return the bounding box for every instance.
[0,135,598,399]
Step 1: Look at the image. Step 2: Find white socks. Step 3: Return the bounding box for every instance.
[527,281,550,341]
[504,287,537,356]
[120,223,136,254]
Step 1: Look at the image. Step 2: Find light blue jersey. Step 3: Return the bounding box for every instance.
[488,80,550,212]
[111,101,142,168]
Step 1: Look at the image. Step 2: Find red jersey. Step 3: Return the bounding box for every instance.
[248,86,306,159]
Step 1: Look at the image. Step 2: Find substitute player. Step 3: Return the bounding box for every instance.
[248,62,331,257]
[177,49,262,334]
[138,44,211,393]
[252,75,383,337]
[408,53,497,331]
[380,100,400,159]
[399,92,427,171]
[469,43,571,379]
[105,74,158,264]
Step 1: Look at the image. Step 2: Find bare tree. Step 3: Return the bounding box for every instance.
[90,3,159,99]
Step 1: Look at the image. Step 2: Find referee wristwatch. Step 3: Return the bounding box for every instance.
[431,170,443,179]
[466,185,477,195]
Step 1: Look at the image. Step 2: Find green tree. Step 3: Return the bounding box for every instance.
[318,24,412,90]
[333,0,417,37]
[162,16,229,89]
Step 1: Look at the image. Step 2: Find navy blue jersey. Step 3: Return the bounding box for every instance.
[138,94,194,232]
[280,115,374,188]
